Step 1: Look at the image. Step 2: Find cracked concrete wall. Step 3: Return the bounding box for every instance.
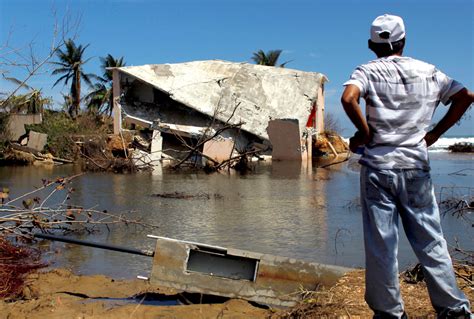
[115,60,327,141]
[7,114,42,141]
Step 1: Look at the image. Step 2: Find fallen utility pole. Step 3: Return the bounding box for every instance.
[35,233,351,307]
[33,233,154,257]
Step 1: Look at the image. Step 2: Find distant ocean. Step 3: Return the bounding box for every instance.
[428,136,474,152]
[342,136,474,152]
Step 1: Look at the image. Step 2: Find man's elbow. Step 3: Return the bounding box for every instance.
[341,85,360,107]
[341,93,356,110]
[468,90,474,103]
[450,88,471,106]
[340,95,349,107]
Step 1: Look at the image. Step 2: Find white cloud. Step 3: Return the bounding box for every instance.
[308,52,321,58]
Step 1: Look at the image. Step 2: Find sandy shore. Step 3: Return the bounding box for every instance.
[1,266,472,318]
[0,268,270,318]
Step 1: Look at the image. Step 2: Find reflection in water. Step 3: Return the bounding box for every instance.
[1,152,472,279]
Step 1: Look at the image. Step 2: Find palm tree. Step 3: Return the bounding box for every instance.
[1,77,50,114]
[51,39,96,118]
[251,49,290,67]
[86,54,126,115]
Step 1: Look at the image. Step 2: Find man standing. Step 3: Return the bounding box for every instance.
[341,14,473,319]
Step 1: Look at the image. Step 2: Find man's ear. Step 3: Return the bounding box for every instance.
[368,40,378,56]
[368,40,374,51]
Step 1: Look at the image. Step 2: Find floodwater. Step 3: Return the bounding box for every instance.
[0,152,472,280]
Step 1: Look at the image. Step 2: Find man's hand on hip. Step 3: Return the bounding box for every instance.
[424,131,439,147]
[349,130,371,153]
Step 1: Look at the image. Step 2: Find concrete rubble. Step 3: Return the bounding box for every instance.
[202,138,235,163]
[2,113,66,164]
[267,119,311,161]
[148,235,351,307]
[26,131,47,152]
[6,113,42,141]
[110,60,328,166]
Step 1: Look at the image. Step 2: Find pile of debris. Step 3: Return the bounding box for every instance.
[313,133,349,157]
[79,133,137,172]
[5,143,73,166]
[2,113,60,165]
[448,142,474,153]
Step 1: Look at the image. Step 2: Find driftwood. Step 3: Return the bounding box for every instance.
[9,143,73,164]
[438,186,474,224]
[402,262,472,290]
[151,191,223,200]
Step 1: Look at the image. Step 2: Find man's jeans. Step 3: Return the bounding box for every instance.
[360,166,470,318]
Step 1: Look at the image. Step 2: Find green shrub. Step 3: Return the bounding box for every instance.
[26,110,111,159]
[0,113,10,159]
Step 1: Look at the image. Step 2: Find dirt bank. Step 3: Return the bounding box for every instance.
[0,268,270,319]
[1,266,472,318]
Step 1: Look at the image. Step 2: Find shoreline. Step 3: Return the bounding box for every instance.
[1,266,472,318]
[0,268,270,319]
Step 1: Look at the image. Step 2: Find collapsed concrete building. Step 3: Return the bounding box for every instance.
[110,60,328,164]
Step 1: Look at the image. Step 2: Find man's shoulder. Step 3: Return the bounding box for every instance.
[362,56,436,69]
[397,56,436,69]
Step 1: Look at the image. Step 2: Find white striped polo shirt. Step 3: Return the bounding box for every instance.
[344,56,464,170]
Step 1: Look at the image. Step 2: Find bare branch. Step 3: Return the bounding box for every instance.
[0,8,81,108]
[1,176,159,239]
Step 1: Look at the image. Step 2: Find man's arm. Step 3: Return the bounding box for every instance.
[341,84,371,152]
[424,88,473,146]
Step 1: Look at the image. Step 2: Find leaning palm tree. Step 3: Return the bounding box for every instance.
[1,76,50,114]
[86,54,125,115]
[251,49,290,67]
[51,39,96,118]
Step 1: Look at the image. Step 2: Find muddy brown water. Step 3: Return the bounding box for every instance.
[1,153,472,279]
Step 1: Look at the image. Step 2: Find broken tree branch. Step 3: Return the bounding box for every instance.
[171,121,244,169]
[0,175,159,240]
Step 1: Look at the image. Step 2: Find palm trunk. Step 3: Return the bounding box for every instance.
[74,69,81,118]
[69,69,81,119]
[70,77,77,118]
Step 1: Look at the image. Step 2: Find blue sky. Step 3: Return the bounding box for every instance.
[1,0,473,136]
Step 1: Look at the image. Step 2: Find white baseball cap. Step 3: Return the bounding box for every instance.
[370,14,405,49]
